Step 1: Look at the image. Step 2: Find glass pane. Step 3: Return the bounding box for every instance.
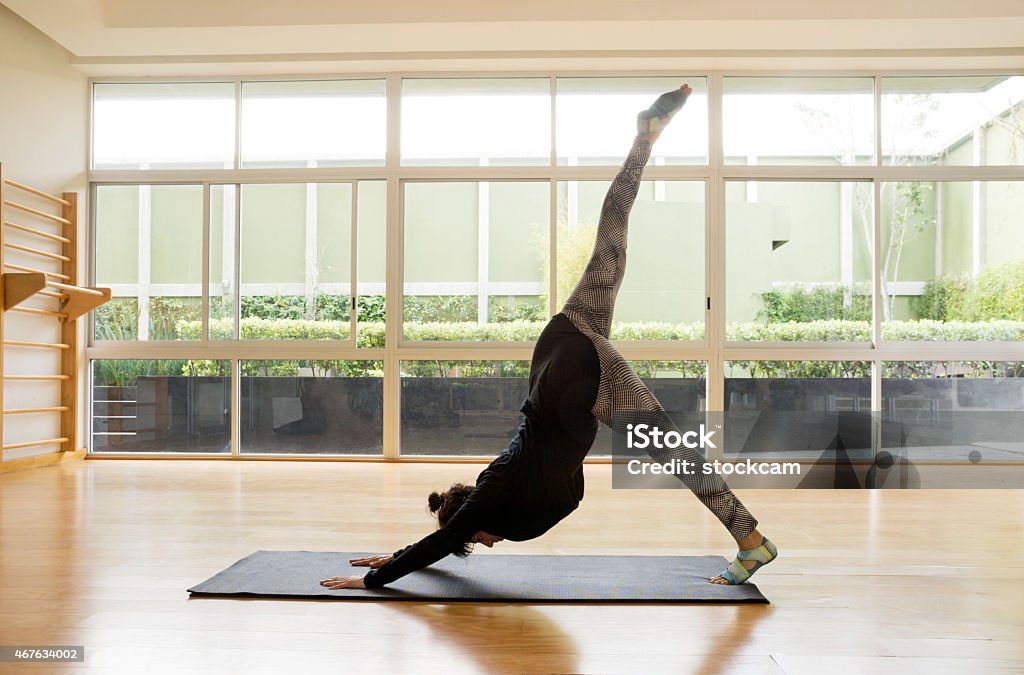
[241,80,386,167]
[724,361,872,460]
[233,183,352,341]
[726,181,873,341]
[591,361,706,457]
[240,360,383,454]
[93,83,235,169]
[94,185,203,341]
[400,361,529,456]
[403,182,549,341]
[723,77,874,166]
[883,361,1024,462]
[91,360,231,453]
[357,181,387,348]
[402,78,550,166]
[556,180,705,338]
[557,77,707,165]
[209,185,236,339]
[882,76,1024,166]
[880,181,1024,341]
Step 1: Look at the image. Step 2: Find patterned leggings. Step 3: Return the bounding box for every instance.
[560,136,758,541]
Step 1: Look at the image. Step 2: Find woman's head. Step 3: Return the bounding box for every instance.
[428,482,505,557]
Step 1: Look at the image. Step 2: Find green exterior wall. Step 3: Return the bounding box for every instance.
[95,186,140,284]
[150,185,202,284]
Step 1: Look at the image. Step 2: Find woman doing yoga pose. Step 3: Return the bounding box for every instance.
[321,85,777,590]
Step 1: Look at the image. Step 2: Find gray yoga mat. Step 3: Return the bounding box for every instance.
[188,551,769,603]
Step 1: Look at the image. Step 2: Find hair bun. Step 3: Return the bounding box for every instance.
[427,491,445,513]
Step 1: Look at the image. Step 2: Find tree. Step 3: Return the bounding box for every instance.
[795,92,940,321]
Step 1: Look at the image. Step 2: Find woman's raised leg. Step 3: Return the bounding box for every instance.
[560,85,691,339]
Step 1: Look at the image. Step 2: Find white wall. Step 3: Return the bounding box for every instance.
[1,2,88,461]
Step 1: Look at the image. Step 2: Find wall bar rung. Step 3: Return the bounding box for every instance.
[38,290,67,300]
[2,339,70,349]
[4,375,70,380]
[3,179,71,207]
[8,306,67,319]
[3,221,71,244]
[2,200,71,225]
[1,406,70,415]
[4,242,71,262]
[1,437,69,450]
[3,263,70,281]
[48,281,105,297]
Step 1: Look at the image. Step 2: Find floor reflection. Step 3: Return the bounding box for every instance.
[694,604,771,675]
[390,602,578,674]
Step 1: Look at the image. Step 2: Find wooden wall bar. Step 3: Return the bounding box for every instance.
[0,165,111,473]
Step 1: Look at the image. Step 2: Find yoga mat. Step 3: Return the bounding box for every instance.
[188,551,769,603]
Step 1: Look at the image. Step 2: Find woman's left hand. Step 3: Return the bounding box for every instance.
[320,575,366,590]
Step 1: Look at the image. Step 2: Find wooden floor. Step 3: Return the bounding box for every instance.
[1,459,1022,674]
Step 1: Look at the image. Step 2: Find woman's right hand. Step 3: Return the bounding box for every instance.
[349,554,393,569]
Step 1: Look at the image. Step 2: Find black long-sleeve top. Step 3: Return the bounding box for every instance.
[363,313,600,588]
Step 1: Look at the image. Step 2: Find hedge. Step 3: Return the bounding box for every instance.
[90,317,1022,384]
[177,316,1024,344]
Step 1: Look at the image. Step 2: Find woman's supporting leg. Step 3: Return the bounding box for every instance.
[596,337,759,542]
[599,341,776,584]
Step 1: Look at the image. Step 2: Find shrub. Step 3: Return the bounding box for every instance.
[148,298,202,340]
[759,285,872,323]
[488,296,547,322]
[94,298,139,341]
[403,295,476,323]
[912,274,971,321]
[962,259,1024,321]
[913,260,1024,322]
[93,358,228,386]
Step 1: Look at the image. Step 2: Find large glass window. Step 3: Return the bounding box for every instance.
[92,83,235,170]
[882,76,1024,166]
[91,360,231,453]
[556,180,706,338]
[401,79,551,166]
[880,181,1024,341]
[723,77,874,166]
[240,80,386,168]
[556,77,708,165]
[94,185,204,341]
[240,360,383,455]
[726,181,873,341]
[403,182,549,341]
[87,73,1024,460]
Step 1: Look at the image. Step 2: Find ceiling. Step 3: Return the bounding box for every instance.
[5,0,1024,75]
